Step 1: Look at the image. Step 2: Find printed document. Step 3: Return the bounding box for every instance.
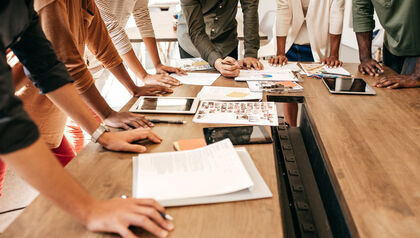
[197,86,263,101]
[133,139,253,201]
[171,72,220,86]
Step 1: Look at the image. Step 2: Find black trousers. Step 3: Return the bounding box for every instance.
[178,46,238,60]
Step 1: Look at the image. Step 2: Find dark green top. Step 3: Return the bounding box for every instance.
[352,0,420,57]
[180,0,260,66]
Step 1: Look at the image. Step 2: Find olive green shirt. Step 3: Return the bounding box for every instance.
[180,0,260,66]
[352,0,420,57]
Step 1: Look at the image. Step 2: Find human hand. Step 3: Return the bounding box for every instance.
[322,55,343,68]
[269,55,288,66]
[86,198,174,238]
[98,128,162,153]
[156,63,187,76]
[104,111,153,129]
[143,74,180,87]
[214,57,240,77]
[373,74,420,89]
[358,59,384,76]
[239,57,264,70]
[131,85,173,97]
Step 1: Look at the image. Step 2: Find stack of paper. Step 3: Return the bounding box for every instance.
[193,101,278,126]
[196,86,263,101]
[260,61,302,73]
[133,139,272,207]
[300,63,351,76]
[177,58,213,71]
[171,72,220,86]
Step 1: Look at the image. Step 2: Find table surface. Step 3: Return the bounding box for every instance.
[3,64,420,238]
[127,11,268,42]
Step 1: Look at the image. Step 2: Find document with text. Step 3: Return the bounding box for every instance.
[133,139,254,201]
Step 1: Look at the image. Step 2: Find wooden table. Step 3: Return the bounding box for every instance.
[3,64,420,237]
[127,11,268,42]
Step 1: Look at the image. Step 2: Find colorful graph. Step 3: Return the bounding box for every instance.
[262,74,273,78]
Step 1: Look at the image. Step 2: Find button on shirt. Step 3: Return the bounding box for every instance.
[179,0,260,66]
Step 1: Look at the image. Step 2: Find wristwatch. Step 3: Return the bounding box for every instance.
[91,124,110,143]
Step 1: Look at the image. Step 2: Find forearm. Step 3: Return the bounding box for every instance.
[46,84,102,135]
[117,54,148,84]
[107,61,142,94]
[1,138,96,225]
[142,37,162,67]
[356,31,373,61]
[329,34,341,57]
[276,36,287,55]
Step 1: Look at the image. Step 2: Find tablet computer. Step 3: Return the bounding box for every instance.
[322,77,376,95]
[203,126,272,145]
[129,96,200,114]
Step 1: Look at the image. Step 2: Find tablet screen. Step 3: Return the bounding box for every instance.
[323,77,369,92]
[136,98,194,111]
[203,126,272,145]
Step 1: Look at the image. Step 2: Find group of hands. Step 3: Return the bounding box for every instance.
[84,55,419,238]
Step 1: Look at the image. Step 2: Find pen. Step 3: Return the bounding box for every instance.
[121,195,173,221]
[149,119,186,124]
[320,71,351,77]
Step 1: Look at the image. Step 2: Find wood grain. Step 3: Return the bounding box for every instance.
[4,64,420,237]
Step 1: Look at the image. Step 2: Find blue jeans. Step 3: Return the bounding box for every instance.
[286,44,314,62]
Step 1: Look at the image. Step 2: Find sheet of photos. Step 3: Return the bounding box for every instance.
[193,101,278,126]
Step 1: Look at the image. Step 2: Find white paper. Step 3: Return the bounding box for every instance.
[193,101,278,126]
[176,58,213,71]
[235,69,297,82]
[197,86,263,101]
[261,61,302,72]
[300,63,351,76]
[171,72,220,86]
[247,81,303,93]
[133,139,253,201]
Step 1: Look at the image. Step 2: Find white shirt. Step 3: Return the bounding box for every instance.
[294,0,310,45]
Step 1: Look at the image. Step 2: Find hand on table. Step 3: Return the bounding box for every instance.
[358,59,384,76]
[143,74,180,87]
[214,57,240,77]
[373,74,420,89]
[156,63,187,76]
[239,57,264,70]
[322,56,343,68]
[98,128,162,153]
[104,111,153,129]
[269,54,288,66]
[131,85,173,97]
[86,198,174,238]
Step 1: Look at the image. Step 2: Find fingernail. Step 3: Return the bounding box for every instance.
[161,230,168,237]
[168,223,174,230]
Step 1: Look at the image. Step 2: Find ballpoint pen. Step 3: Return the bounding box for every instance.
[121,195,173,221]
[149,119,186,124]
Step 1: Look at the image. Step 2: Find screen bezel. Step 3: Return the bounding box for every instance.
[129,96,200,114]
[203,126,272,145]
[322,77,376,95]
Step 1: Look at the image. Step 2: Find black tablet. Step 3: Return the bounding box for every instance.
[322,77,376,95]
[203,126,272,145]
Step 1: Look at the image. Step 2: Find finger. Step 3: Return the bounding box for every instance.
[119,123,131,130]
[274,57,280,66]
[116,225,139,238]
[321,58,327,65]
[364,64,376,76]
[134,198,166,213]
[373,61,384,72]
[379,79,395,87]
[121,143,147,153]
[133,118,148,128]
[146,131,163,143]
[239,60,244,68]
[134,207,173,231]
[388,82,400,89]
[176,68,187,75]
[257,60,264,70]
[222,64,239,71]
[282,57,288,66]
[127,214,168,238]
[337,60,343,67]
[268,58,274,65]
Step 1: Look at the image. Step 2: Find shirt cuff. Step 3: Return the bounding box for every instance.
[25,62,73,94]
[207,51,223,67]
[353,19,375,33]
[244,48,258,59]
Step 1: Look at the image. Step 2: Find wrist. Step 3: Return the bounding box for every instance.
[214,58,223,70]
[96,131,111,147]
[83,198,102,228]
[92,124,110,144]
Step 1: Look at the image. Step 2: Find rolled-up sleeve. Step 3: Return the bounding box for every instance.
[276,0,291,36]
[10,10,73,94]
[329,0,344,34]
[181,0,222,66]
[85,0,123,70]
[0,51,39,154]
[241,0,260,58]
[36,1,95,94]
[133,0,156,38]
[352,0,375,32]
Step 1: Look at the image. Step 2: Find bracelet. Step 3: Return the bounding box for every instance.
[91,124,110,143]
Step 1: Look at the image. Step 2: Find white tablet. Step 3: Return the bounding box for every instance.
[129,96,200,114]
